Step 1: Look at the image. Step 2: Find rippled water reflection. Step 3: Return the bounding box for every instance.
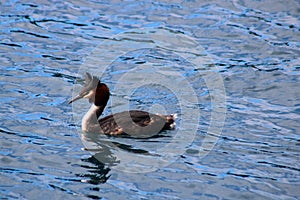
[1,0,299,199]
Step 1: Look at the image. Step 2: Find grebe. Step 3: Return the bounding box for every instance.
[69,72,176,137]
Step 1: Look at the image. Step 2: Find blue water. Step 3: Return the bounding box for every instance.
[1,1,300,199]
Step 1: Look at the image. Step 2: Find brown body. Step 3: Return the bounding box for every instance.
[69,73,176,137]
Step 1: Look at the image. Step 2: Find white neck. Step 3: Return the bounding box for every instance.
[81,104,102,133]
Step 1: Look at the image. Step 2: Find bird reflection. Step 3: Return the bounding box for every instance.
[77,131,165,184]
[78,153,111,185]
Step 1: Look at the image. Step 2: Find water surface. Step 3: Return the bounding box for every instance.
[1,0,299,199]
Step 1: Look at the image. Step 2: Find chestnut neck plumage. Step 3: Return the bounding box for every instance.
[81,82,110,133]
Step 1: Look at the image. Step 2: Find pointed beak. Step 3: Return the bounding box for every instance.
[69,72,99,104]
[68,94,83,104]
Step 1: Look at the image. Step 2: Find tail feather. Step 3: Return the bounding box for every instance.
[164,113,177,130]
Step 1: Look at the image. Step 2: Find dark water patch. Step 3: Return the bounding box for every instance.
[201,172,218,177]
[44,70,78,83]
[227,171,277,181]
[251,66,281,72]
[48,184,67,192]
[0,127,49,141]
[258,161,300,172]
[221,135,271,146]
[217,60,283,73]
[42,54,67,61]
[48,184,77,196]
[10,29,50,39]
[119,56,135,61]
[0,14,30,18]
[90,22,111,30]
[40,117,54,122]
[90,35,111,40]
[86,194,101,199]
[0,42,22,48]
[133,60,146,64]
[21,3,38,8]
[0,167,44,176]
[248,30,261,37]
[34,18,89,27]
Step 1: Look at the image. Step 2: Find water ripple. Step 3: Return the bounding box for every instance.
[1,0,299,199]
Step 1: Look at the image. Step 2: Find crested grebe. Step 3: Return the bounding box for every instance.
[69,72,176,137]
